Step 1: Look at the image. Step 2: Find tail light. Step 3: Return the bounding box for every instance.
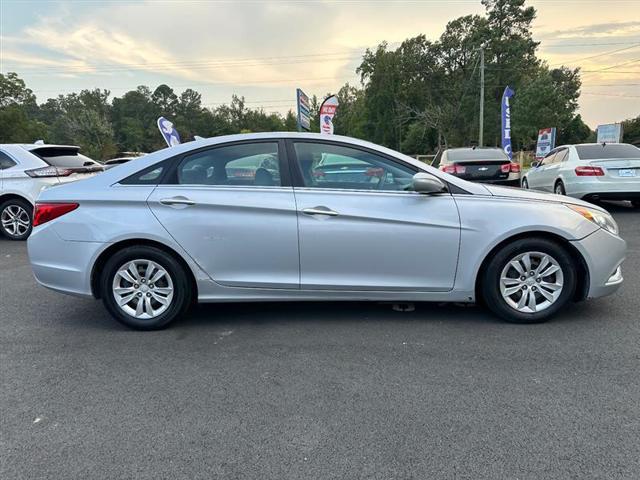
[501,164,511,173]
[510,163,521,173]
[441,164,465,174]
[33,203,79,227]
[25,166,73,178]
[575,166,604,176]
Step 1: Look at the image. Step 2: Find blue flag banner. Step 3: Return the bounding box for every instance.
[157,117,181,147]
[501,86,515,160]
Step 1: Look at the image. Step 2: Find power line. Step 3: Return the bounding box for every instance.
[541,41,640,48]
[581,92,640,98]
[582,58,640,72]
[549,44,640,67]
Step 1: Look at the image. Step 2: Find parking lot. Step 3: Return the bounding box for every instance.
[1,202,639,479]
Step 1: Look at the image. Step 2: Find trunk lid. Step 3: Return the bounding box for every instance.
[455,160,511,181]
[589,157,640,182]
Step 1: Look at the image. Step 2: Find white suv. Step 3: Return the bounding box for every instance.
[0,143,104,240]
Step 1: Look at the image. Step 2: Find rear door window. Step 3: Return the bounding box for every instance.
[576,144,640,160]
[174,142,281,186]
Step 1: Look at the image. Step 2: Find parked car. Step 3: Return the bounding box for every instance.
[522,143,640,206]
[0,143,104,240]
[103,157,136,170]
[28,133,625,330]
[431,147,521,186]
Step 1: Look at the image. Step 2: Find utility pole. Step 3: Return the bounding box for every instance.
[479,47,485,147]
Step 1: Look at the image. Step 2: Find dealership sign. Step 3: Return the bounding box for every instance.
[319,95,339,135]
[157,117,181,147]
[535,127,556,159]
[501,86,515,159]
[296,88,311,131]
[596,123,623,143]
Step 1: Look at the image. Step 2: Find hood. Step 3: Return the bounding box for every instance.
[482,184,606,211]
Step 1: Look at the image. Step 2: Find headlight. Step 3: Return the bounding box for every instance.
[566,204,619,236]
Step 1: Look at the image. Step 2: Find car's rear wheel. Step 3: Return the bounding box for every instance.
[100,246,192,330]
[0,198,33,240]
[521,178,529,189]
[554,181,566,196]
[481,238,576,323]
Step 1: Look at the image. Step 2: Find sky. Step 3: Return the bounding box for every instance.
[0,0,639,129]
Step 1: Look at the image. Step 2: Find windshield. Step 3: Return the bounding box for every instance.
[576,144,640,160]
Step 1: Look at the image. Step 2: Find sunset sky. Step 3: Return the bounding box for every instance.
[1,0,638,128]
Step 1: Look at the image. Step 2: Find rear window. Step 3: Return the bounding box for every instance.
[447,149,508,161]
[575,144,640,160]
[31,147,101,169]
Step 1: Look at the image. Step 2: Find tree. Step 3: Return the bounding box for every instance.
[622,116,640,146]
[0,72,47,143]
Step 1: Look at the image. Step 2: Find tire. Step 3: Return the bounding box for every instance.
[0,198,33,240]
[554,181,566,196]
[481,238,577,324]
[100,246,192,330]
[521,178,529,189]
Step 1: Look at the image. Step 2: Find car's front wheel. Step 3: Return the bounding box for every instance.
[100,246,192,330]
[521,178,529,189]
[481,238,577,323]
[0,198,33,240]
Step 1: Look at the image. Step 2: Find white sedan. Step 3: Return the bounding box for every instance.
[522,143,640,206]
[0,143,104,240]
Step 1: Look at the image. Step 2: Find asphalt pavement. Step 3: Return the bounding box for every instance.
[1,202,639,479]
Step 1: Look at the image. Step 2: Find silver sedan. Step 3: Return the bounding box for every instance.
[27,133,626,329]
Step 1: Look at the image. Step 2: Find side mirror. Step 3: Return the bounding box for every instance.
[412,173,447,194]
[531,160,541,168]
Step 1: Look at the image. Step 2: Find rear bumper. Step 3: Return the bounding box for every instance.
[565,177,640,200]
[455,174,520,187]
[571,227,626,299]
[27,222,100,298]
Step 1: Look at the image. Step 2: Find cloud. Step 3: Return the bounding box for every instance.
[538,20,640,41]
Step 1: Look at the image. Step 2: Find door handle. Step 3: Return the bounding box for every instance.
[301,207,339,216]
[160,197,196,206]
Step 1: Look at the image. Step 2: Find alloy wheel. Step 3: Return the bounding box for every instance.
[112,259,174,319]
[1,204,30,238]
[499,251,564,313]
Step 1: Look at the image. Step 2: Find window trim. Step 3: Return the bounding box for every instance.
[285,138,422,194]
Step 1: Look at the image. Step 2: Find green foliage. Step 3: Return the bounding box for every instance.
[622,116,640,146]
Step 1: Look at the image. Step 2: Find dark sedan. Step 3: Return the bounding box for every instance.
[432,147,521,186]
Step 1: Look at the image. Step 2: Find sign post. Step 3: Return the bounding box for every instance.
[501,86,515,160]
[535,128,556,159]
[596,123,623,143]
[157,117,181,147]
[296,88,311,132]
[319,95,339,135]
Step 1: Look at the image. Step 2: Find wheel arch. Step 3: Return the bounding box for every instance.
[0,193,33,208]
[90,238,198,301]
[474,230,589,304]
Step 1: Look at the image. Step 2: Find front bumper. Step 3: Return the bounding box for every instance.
[571,227,626,299]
